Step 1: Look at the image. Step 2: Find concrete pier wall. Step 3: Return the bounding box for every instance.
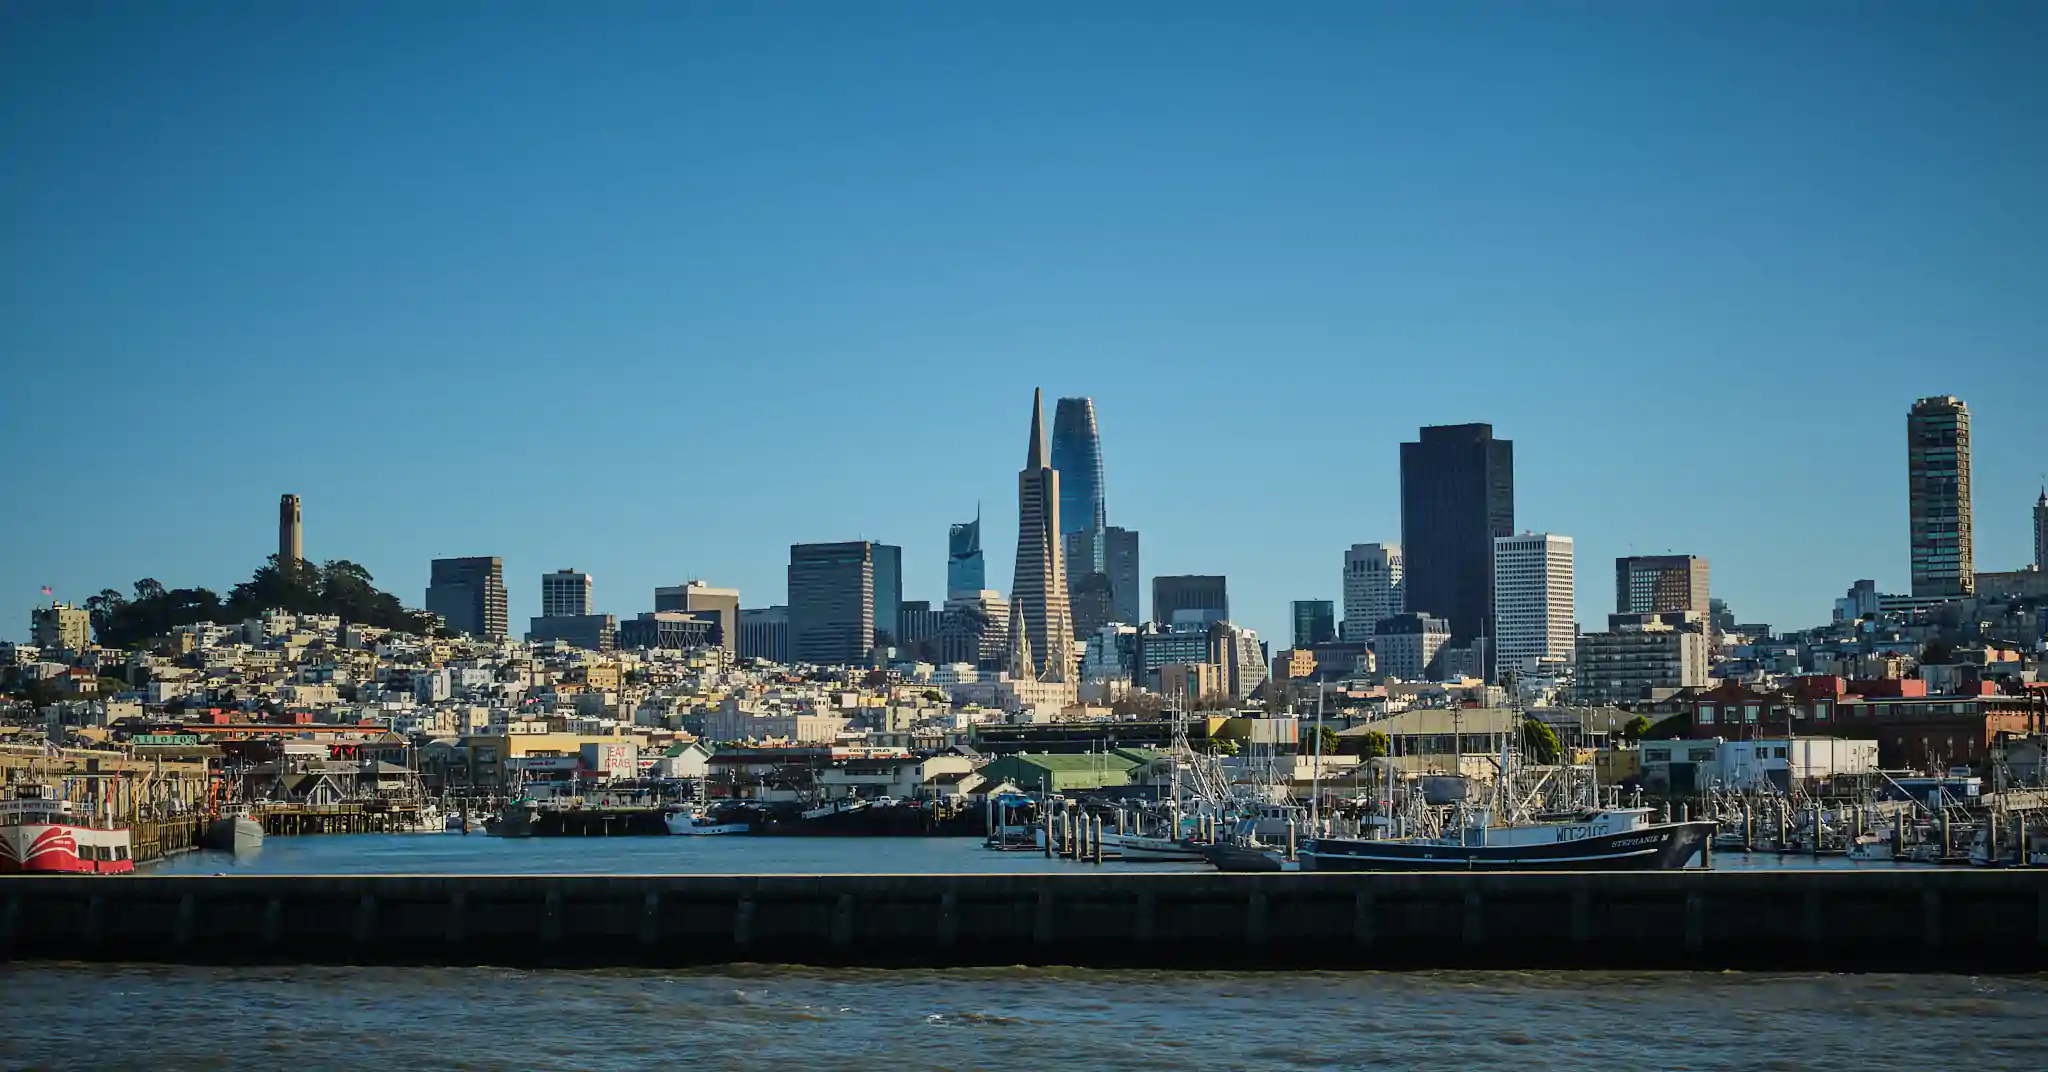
[4,871,2046,971]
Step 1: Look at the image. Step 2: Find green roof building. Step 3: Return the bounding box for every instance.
[979,752,1140,794]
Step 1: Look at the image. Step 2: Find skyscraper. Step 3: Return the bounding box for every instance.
[1052,396,1115,637]
[1493,533,1575,679]
[426,557,508,640]
[1151,575,1228,626]
[542,569,593,617]
[2036,489,2048,572]
[1614,555,1709,616]
[1052,397,1107,549]
[787,542,875,666]
[278,494,303,567]
[947,512,985,599]
[1012,389,1075,681]
[1400,423,1515,665]
[1104,526,1141,624]
[1291,600,1336,648]
[871,543,903,647]
[1907,396,1974,599]
[1341,543,1404,640]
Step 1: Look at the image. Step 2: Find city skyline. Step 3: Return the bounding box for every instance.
[6,8,2047,648]
[11,389,2048,653]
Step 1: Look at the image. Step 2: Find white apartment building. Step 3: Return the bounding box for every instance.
[1341,543,1403,641]
[1493,533,1576,678]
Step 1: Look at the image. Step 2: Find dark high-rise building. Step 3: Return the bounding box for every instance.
[426,557,508,640]
[1105,526,1141,625]
[1012,389,1075,680]
[1291,600,1336,648]
[278,494,303,567]
[1399,423,1514,664]
[872,543,903,648]
[1152,575,1228,627]
[947,512,985,599]
[787,542,875,666]
[1614,555,1709,616]
[1907,396,1973,598]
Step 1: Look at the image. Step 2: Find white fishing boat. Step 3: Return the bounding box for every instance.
[664,805,749,836]
[1099,828,1206,862]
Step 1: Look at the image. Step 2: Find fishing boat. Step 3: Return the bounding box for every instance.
[1302,807,1714,871]
[0,783,134,874]
[1846,833,1896,862]
[663,804,749,836]
[199,804,264,854]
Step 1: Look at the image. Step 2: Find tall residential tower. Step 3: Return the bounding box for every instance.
[1011,389,1075,680]
[1907,395,1973,598]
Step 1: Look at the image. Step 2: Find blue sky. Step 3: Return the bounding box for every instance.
[4,2,2045,646]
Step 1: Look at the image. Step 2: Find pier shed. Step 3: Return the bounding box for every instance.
[979,752,1139,794]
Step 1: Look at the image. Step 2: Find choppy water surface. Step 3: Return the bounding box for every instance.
[3,963,2041,1071]
[140,831,1894,875]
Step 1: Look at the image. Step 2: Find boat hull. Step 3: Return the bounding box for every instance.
[1302,821,1716,872]
[1100,833,1207,862]
[200,816,264,854]
[0,823,135,874]
[1203,842,1295,872]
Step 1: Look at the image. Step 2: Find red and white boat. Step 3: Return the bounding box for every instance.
[0,784,135,874]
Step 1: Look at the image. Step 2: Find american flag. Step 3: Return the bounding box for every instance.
[40,586,53,596]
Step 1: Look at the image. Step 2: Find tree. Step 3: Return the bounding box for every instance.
[1646,713,1690,740]
[1315,725,1342,756]
[1356,730,1389,760]
[1522,718,1563,765]
[1621,715,1653,743]
[1919,639,1955,666]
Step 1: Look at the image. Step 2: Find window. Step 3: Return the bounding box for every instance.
[1816,702,1830,722]
[1699,704,1716,724]
[1645,749,1670,763]
[1744,704,1760,724]
[1773,747,1787,759]
[1689,748,1716,762]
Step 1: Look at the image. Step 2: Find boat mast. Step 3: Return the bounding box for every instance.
[1310,682,1325,835]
